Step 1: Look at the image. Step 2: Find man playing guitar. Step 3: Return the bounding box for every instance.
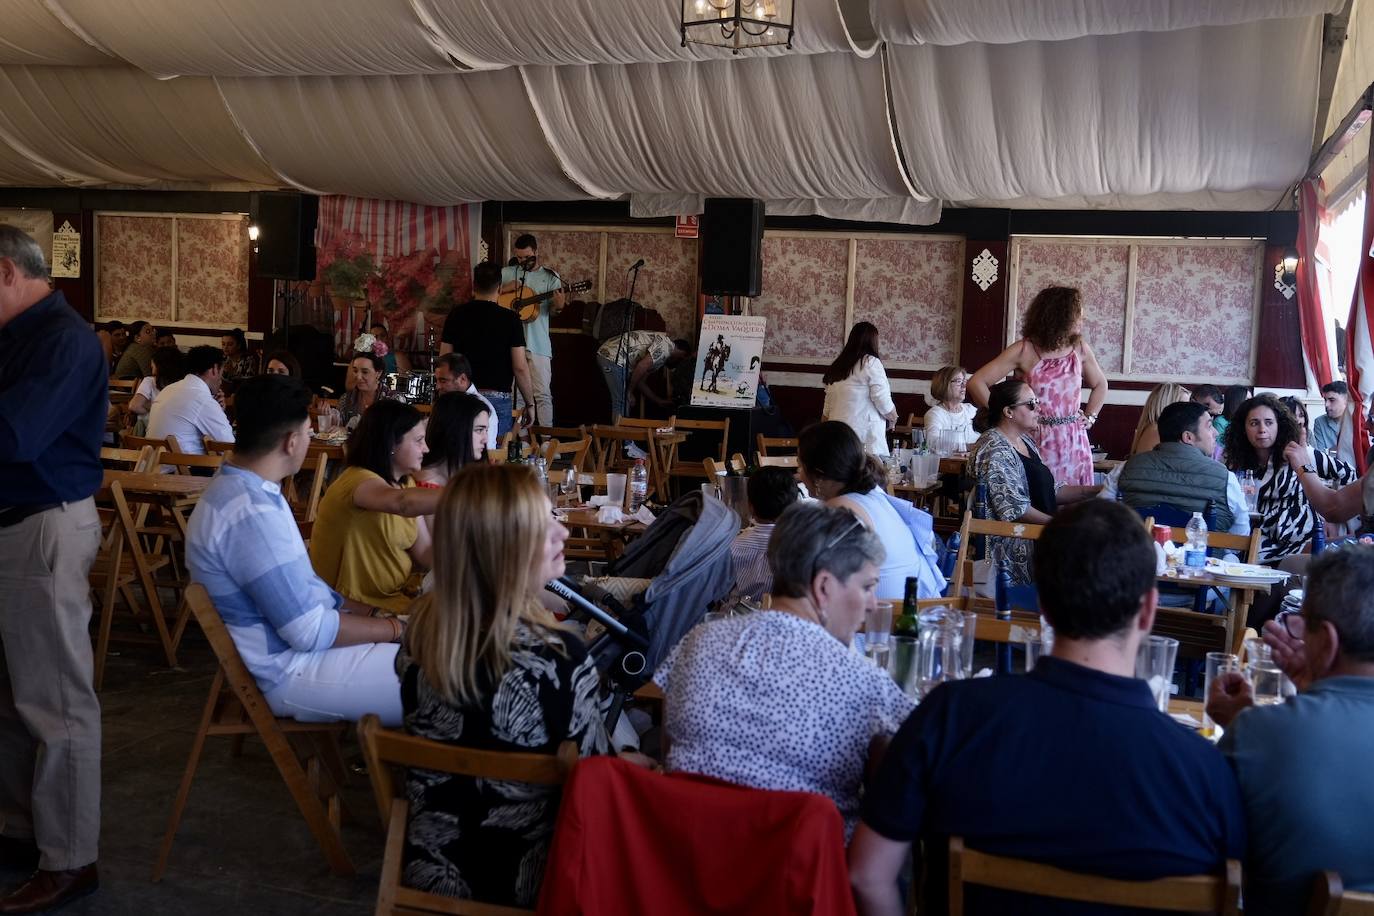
[500,233,563,427]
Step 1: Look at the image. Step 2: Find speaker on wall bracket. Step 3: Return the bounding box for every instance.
[700,197,763,298]
[250,191,319,281]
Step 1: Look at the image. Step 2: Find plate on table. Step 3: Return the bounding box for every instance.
[1207,560,1290,585]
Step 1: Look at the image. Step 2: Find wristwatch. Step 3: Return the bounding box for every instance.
[1301,464,1317,475]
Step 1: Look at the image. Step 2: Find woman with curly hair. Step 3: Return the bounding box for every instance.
[1223,393,1355,562]
[969,286,1107,487]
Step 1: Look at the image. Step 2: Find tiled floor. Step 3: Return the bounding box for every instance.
[0,645,382,914]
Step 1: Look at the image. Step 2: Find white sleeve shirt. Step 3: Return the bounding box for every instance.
[146,374,234,454]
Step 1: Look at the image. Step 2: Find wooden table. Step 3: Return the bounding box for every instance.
[1155,569,1275,655]
[99,469,210,502]
[890,480,943,512]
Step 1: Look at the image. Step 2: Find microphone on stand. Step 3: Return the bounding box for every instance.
[629,258,645,271]
[508,257,520,267]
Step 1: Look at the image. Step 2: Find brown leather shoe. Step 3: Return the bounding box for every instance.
[0,865,98,913]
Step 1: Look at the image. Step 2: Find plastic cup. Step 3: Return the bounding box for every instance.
[1135,635,1180,713]
[606,473,627,508]
[1024,628,1051,672]
[1202,652,1241,736]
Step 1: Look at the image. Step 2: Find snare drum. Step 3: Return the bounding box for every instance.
[386,372,434,404]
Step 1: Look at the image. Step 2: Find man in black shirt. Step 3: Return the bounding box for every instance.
[439,261,535,438]
[0,225,105,910]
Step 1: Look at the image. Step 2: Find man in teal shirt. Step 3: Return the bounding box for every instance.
[1208,545,1374,914]
[500,233,563,426]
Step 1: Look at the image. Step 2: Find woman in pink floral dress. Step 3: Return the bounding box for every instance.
[969,286,1107,487]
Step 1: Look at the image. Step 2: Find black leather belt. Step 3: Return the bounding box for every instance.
[0,503,61,529]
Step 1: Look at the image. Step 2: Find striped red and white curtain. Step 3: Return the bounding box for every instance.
[1297,179,1336,391]
[1345,154,1374,475]
[314,195,482,354]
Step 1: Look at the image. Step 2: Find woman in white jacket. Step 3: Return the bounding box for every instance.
[821,322,897,456]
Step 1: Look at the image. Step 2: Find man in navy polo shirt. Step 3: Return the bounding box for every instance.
[849,499,1245,915]
[0,225,106,911]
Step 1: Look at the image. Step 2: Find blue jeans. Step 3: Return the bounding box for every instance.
[481,391,514,440]
[597,355,629,421]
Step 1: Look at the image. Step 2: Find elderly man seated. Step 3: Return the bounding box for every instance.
[653,501,913,837]
[186,374,405,725]
[1207,545,1374,914]
[849,500,1244,915]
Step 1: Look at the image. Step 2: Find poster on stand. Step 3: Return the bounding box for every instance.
[690,314,766,409]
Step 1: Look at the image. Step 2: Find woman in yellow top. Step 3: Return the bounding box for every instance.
[311,401,442,612]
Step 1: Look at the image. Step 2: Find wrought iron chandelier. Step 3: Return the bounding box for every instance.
[680,0,794,53]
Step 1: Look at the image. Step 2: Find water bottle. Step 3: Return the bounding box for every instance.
[1241,470,1258,514]
[505,437,524,464]
[1312,518,1326,555]
[531,452,548,488]
[628,458,649,512]
[1183,512,1208,578]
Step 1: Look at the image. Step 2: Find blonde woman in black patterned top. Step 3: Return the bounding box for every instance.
[1223,393,1356,562]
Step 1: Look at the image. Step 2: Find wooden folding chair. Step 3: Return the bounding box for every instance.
[591,425,663,499]
[92,482,180,689]
[357,714,577,915]
[154,584,353,881]
[543,437,592,475]
[161,451,224,476]
[755,435,797,460]
[667,417,729,486]
[202,438,235,457]
[100,445,158,472]
[121,431,178,455]
[756,454,797,468]
[948,836,1241,915]
[948,511,1046,602]
[531,424,588,447]
[729,452,748,474]
[1309,871,1374,915]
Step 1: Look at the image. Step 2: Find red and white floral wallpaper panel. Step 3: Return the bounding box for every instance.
[751,235,849,360]
[1015,240,1130,373]
[1131,243,1260,379]
[853,238,963,367]
[604,231,698,339]
[176,217,249,326]
[523,229,601,303]
[97,215,174,322]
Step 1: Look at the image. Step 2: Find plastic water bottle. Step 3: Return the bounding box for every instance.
[628,459,649,512]
[531,452,548,488]
[1241,470,1258,513]
[1183,512,1208,578]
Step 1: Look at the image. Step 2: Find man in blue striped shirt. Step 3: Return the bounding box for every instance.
[730,467,801,602]
[186,375,404,725]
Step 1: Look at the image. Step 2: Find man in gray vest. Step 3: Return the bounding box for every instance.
[1118,400,1249,536]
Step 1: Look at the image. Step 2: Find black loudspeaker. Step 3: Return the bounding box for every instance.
[250,191,318,280]
[700,198,763,297]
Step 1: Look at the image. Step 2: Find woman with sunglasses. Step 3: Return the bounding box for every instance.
[969,379,1100,584]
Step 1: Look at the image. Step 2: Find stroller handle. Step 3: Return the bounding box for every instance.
[546,578,649,651]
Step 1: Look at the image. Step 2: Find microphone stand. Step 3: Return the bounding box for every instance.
[615,261,643,421]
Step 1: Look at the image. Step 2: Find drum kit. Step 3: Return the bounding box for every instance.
[386,371,434,405]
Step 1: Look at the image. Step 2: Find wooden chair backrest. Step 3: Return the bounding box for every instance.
[948,837,1241,915]
[1309,871,1374,915]
[110,377,138,392]
[101,445,158,472]
[703,457,724,477]
[543,437,592,474]
[757,455,798,468]
[1147,518,1262,562]
[730,452,748,473]
[121,431,177,453]
[755,435,797,458]
[950,511,1047,596]
[674,417,729,462]
[203,438,235,457]
[614,416,672,432]
[357,714,576,915]
[907,412,926,428]
[531,424,588,447]
[162,452,224,475]
[591,425,656,473]
[298,450,330,523]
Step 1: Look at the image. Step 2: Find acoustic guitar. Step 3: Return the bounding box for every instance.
[498,278,592,323]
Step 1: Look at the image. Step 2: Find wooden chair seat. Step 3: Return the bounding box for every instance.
[948,836,1241,915]
[154,584,353,881]
[358,714,577,915]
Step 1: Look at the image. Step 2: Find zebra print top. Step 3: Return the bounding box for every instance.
[1251,450,1357,562]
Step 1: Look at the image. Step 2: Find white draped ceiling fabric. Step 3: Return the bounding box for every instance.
[0,0,1351,222]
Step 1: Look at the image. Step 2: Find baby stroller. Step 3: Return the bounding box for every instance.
[551,489,740,727]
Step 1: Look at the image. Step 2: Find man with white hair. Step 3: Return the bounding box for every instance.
[0,225,104,910]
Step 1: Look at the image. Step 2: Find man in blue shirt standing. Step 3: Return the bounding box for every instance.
[500,233,564,427]
[1208,545,1374,914]
[0,225,106,911]
[848,500,1245,915]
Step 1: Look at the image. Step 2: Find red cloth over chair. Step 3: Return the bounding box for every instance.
[536,757,855,916]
